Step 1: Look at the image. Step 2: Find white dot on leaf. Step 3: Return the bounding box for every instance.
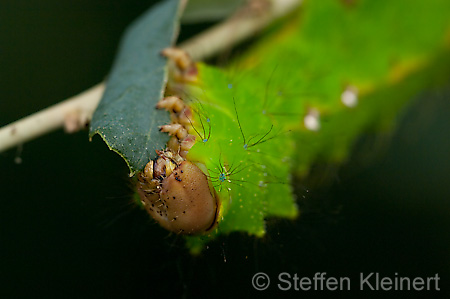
[341,86,358,108]
[304,109,321,131]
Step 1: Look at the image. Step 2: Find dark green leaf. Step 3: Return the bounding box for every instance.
[89,0,182,175]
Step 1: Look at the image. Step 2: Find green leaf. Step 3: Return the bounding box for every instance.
[89,0,183,175]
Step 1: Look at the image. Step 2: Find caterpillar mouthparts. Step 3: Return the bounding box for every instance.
[137,48,219,235]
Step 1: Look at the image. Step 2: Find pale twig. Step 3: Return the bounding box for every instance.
[180,0,302,61]
[0,84,105,152]
[0,0,301,153]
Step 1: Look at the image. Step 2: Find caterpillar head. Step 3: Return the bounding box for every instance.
[138,159,219,235]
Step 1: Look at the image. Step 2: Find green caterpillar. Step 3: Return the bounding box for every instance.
[136,60,299,252]
[131,0,450,254]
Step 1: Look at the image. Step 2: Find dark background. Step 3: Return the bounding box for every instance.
[1,0,449,298]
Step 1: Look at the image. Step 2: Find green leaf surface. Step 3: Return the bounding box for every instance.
[89,0,182,175]
[182,0,450,252]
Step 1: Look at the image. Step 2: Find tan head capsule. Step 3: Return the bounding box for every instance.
[139,161,219,235]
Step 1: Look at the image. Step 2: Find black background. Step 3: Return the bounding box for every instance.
[1,1,449,298]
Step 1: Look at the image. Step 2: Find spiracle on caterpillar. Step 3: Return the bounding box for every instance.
[136,48,221,235]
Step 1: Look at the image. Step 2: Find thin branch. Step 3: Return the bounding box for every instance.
[0,0,301,153]
[180,0,302,61]
[0,84,105,153]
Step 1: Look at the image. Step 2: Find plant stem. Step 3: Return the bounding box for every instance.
[180,0,302,61]
[0,84,105,152]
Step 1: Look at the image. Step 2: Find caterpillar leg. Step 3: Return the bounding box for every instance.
[161,47,198,83]
[159,123,188,140]
[156,96,184,112]
[156,96,194,130]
